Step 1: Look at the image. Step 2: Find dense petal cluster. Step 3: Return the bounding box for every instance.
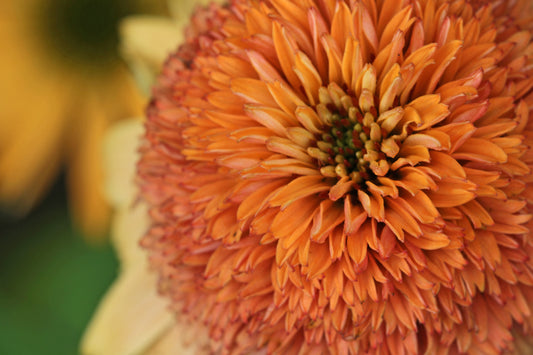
[139,0,533,354]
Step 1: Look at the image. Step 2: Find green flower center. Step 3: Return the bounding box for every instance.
[315,108,380,183]
[308,84,394,188]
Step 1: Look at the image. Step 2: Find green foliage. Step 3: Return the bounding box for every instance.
[0,183,118,355]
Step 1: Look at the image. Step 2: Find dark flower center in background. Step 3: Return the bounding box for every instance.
[40,0,138,68]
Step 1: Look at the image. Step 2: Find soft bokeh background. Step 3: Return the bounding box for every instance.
[0,1,170,353]
[0,178,118,355]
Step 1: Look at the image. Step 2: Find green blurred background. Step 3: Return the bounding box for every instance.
[0,1,170,353]
[0,0,182,352]
[0,178,118,355]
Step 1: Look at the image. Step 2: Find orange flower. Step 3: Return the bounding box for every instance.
[139,0,533,353]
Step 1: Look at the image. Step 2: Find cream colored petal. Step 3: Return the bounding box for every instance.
[167,0,226,24]
[103,118,150,265]
[111,202,150,269]
[103,119,144,208]
[81,118,174,354]
[120,16,183,94]
[120,16,182,68]
[80,262,174,355]
[145,322,210,355]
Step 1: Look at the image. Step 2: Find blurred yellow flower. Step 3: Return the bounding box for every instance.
[0,0,161,239]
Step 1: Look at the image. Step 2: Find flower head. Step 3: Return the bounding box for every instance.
[139,0,533,353]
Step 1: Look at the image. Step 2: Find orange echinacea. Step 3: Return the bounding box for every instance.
[139,0,533,353]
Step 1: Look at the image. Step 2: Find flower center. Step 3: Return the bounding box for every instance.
[308,83,396,189]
